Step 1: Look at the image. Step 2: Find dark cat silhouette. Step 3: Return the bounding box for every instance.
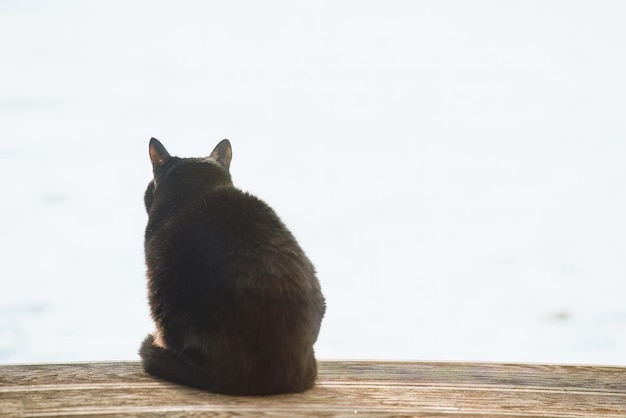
[139,138,325,395]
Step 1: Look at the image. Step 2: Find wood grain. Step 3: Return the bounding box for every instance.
[1,361,625,417]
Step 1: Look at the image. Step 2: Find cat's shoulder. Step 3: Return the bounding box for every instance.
[207,186,277,218]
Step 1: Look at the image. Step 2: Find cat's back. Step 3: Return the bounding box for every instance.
[150,181,318,294]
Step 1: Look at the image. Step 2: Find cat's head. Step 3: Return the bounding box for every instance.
[144,138,233,213]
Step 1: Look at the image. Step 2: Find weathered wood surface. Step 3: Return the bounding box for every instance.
[1,361,625,417]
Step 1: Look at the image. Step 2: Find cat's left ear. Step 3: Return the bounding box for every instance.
[149,137,171,171]
[208,139,232,171]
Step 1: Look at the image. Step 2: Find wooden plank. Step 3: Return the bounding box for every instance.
[1,361,625,417]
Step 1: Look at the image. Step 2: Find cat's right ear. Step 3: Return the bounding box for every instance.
[208,139,232,171]
[149,138,171,172]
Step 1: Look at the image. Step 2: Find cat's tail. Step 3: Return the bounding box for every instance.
[139,333,317,395]
[139,334,221,393]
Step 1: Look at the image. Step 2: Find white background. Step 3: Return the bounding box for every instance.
[1,1,626,365]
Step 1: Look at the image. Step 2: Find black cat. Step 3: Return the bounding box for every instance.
[139,138,326,395]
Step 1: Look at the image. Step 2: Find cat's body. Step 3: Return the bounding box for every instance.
[140,138,325,395]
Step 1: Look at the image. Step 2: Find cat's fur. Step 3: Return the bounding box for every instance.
[139,138,325,395]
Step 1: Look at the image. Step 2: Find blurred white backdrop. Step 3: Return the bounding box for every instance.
[1,0,626,365]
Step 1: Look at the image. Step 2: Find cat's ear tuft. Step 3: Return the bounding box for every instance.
[208,139,232,170]
[149,138,171,171]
